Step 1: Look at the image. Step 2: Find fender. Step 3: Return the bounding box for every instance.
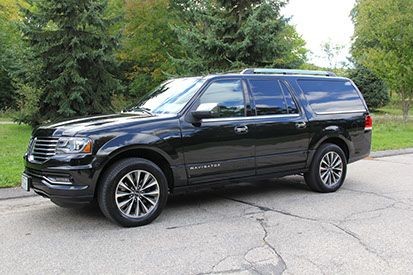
[89,132,185,187]
[306,125,354,167]
[96,132,180,165]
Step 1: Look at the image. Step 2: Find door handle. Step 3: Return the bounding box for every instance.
[295,121,307,129]
[234,125,248,134]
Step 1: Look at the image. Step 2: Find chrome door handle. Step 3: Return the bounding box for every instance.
[295,121,307,129]
[234,125,248,134]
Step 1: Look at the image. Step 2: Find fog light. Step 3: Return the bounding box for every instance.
[44,176,72,185]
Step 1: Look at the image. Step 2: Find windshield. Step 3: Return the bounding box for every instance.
[129,78,205,115]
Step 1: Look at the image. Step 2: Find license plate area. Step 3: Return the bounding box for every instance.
[21,174,31,191]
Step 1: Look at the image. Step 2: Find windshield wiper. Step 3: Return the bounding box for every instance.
[123,107,153,115]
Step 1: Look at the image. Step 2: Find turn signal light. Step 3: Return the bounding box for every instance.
[82,140,93,153]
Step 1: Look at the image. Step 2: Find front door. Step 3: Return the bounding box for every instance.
[180,78,255,184]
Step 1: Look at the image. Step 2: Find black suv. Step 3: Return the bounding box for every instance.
[22,68,372,227]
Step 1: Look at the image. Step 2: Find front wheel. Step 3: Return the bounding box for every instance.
[97,158,168,227]
[304,143,347,193]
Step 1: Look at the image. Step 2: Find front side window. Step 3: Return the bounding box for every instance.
[249,79,287,115]
[199,79,245,118]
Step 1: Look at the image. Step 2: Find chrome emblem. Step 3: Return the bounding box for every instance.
[189,163,221,170]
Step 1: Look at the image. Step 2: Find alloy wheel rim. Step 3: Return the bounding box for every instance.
[115,170,160,218]
[319,151,343,186]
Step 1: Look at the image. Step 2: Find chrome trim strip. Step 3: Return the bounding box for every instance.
[30,137,58,162]
[33,144,58,147]
[42,176,72,185]
[203,114,300,123]
[315,110,366,115]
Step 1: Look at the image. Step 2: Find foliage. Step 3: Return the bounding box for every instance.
[13,83,43,126]
[0,124,32,188]
[321,41,345,69]
[172,0,307,74]
[299,63,349,78]
[117,0,184,102]
[352,0,413,121]
[20,0,123,124]
[2,0,310,123]
[348,64,389,109]
[0,0,26,110]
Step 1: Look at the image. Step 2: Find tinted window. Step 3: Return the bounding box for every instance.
[200,80,245,118]
[280,82,299,114]
[298,79,366,113]
[131,78,205,114]
[249,80,287,115]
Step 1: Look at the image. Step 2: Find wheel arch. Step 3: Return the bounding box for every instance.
[314,136,351,162]
[94,147,175,199]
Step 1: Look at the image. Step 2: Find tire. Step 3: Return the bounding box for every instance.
[304,143,347,193]
[97,158,168,227]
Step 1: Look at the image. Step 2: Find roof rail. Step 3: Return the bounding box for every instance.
[241,68,336,77]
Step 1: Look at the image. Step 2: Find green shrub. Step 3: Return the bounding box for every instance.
[348,65,389,109]
[13,83,43,126]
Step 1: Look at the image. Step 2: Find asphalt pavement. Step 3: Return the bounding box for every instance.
[1,154,412,274]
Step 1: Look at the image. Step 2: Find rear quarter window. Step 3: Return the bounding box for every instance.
[298,79,366,114]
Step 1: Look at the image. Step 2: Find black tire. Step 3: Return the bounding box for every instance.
[304,143,347,193]
[97,158,168,227]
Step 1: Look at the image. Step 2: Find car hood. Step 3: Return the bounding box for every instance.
[33,113,176,137]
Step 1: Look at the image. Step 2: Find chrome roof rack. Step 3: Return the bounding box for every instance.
[241,68,336,77]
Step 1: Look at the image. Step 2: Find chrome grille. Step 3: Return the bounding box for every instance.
[30,137,59,162]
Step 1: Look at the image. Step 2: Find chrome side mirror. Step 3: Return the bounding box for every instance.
[191,103,219,120]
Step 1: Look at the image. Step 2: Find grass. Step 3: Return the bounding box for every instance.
[0,124,32,188]
[0,107,412,188]
[0,111,16,122]
[371,115,413,151]
[375,106,413,116]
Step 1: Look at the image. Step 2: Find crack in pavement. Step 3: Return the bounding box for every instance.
[340,202,397,222]
[200,213,287,275]
[329,223,389,265]
[220,195,390,268]
[342,188,413,206]
[294,255,327,275]
[221,196,317,223]
[255,217,287,274]
[210,254,242,273]
[197,268,250,275]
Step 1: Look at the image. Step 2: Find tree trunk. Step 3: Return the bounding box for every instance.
[402,99,410,123]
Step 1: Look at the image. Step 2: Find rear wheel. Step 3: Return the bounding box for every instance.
[97,158,168,227]
[304,143,347,193]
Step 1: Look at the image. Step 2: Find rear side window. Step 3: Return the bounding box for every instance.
[298,79,366,114]
[249,80,287,115]
[280,82,299,114]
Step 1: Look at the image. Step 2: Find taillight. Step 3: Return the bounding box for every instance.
[365,115,373,131]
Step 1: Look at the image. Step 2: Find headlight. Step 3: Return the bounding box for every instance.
[56,137,93,154]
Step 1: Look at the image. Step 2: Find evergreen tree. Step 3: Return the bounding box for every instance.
[348,64,389,109]
[0,0,25,110]
[21,0,122,122]
[172,0,307,74]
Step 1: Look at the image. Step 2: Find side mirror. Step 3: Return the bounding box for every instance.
[191,103,219,120]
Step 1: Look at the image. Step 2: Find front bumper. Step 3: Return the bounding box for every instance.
[24,155,101,206]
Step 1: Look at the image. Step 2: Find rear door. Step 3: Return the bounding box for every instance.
[246,77,311,175]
